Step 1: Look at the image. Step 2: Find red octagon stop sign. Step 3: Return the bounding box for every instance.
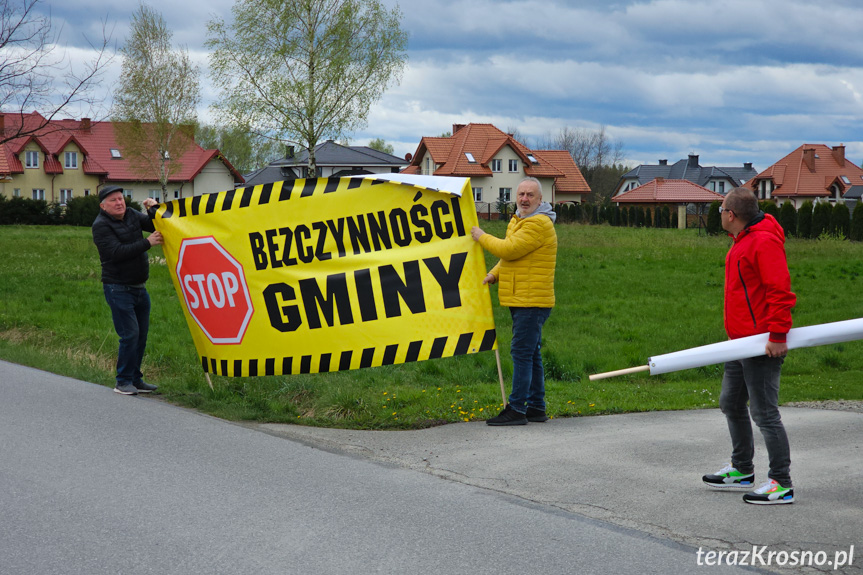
[176,236,254,345]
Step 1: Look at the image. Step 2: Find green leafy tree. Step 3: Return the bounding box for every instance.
[112,4,201,201]
[760,200,779,218]
[851,202,863,241]
[831,202,850,239]
[797,200,814,238]
[207,0,408,174]
[195,122,282,175]
[778,201,797,237]
[368,138,395,155]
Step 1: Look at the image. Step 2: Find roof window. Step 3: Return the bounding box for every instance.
[841,175,851,184]
[527,154,538,164]
[110,149,122,158]
[465,152,476,163]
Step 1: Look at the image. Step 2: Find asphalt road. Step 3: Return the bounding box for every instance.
[0,360,774,574]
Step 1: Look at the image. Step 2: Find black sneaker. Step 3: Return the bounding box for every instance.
[114,383,138,395]
[133,381,158,393]
[487,404,527,426]
[703,463,755,489]
[526,407,549,422]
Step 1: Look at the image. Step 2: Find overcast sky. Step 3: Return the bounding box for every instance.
[41,0,863,172]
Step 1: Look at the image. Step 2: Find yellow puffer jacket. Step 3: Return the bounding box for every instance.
[479,205,557,308]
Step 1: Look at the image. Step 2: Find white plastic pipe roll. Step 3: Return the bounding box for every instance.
[647,317,863,375]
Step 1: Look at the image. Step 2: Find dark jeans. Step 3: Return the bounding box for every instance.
[719,355,792,487]
[103,284,150,387]
[508,307,552,414]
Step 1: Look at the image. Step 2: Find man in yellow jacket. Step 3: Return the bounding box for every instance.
[471,177,558,425]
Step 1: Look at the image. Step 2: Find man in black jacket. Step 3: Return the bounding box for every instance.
[92,185,163,395]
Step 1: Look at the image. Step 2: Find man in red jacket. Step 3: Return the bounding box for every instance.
[702,187,797,504]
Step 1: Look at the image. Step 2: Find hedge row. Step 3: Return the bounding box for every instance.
[0,195,143,227]
[704,200,863,240]
[553,202,678,229]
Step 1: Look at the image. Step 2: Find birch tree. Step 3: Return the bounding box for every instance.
[112,3,200,200]
[206,0,407,174]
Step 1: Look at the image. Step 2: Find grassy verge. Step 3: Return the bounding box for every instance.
[2,223,862,429]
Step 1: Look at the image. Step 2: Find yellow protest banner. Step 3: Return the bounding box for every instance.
[153,174,497,377]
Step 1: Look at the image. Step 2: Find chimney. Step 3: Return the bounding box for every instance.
[452,124,465,135]
[659,159,668,166]
[688,154,699,168]
[81,117,91,131]
[802,147,816,171]
[0,114,5,133]
[655,177,665,184]
[743,162,753,170]
[832,144,845,167]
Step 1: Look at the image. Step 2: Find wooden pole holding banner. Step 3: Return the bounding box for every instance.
[494,348,507,405]
[588,365,650,381]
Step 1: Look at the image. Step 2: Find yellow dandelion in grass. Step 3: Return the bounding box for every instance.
[392,412,397,416]
[589,403,595,407]
[479,408,484,412]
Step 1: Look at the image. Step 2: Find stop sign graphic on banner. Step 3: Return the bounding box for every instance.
[176,236,254,345]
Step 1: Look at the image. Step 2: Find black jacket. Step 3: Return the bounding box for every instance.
[92,208,156,285]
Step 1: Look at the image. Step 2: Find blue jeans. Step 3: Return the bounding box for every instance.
[103,284,150,387]
[719,356,792,487]
[508,307,552,414]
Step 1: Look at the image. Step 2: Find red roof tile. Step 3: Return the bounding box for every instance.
[0,112,243,183]
[405,123,589,193]
[613,178,724,203]
[748,144,863,198]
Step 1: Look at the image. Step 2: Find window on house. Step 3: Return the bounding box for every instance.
[718,181,725,194]
[527,154,538,164]
[25,151,39,168]
[508,159,519,172]
[32,189,45,200]
[148,189,161,200]
[110,149,122,158]
[174,190,181,199]
[465,152,476,163]
[499,187,512,202]
[425,157,430,175]
[59,189,73,204]
[161,150,170,160]
[84,189,91,196]
[472,187,482,202]
[491,159,502,172]
[64,152,78,169]
[13,188,20,197]
[123,189,133,200]
[841,176,851,185]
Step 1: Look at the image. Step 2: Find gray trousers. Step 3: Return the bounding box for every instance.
[719,355,792,487]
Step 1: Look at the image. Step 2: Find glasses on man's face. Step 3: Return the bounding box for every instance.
[719,206,734,215]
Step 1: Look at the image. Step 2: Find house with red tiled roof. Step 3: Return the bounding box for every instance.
[747,144,863,208]
[612,178,724,228]
[402,124,590,208]
[0,112,243,205]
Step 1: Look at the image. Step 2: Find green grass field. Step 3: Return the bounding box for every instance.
[2,223,862,429]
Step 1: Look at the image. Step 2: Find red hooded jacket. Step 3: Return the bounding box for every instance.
[724,213,796,342]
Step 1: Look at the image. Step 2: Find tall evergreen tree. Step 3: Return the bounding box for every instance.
[778,201,797,237]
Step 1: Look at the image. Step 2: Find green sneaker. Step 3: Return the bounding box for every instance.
[703,463,755,489]
[743,479,794,505]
